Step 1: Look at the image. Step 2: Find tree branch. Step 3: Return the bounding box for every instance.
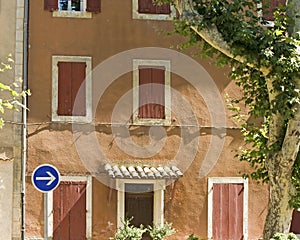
[173,0,271,75]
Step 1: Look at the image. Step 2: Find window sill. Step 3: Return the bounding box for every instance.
[51,115,92,123]
[132,117,171,126]
[132,12,175,21]
[53,11,92,19]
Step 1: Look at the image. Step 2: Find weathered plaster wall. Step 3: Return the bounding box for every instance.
[26,0,269,239]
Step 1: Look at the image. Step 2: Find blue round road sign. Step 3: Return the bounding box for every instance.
[32,164,60,193]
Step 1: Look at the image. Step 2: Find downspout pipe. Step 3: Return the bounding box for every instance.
[21,0,29,239]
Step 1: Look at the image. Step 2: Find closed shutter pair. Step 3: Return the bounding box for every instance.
[138,66,166,119]
[57,62,86,116]
[44,0,101,13]
[138,0,171,14]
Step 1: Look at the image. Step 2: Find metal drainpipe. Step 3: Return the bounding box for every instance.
[21,0,29,239]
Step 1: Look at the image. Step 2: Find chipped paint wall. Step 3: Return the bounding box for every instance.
[26,0,269,239]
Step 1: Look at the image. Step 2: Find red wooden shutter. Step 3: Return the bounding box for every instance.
[156,4,171,14]
[290,209,300,234]
[53,181,86,240]
[58,62,72,116]
[262,0,286,21]
[86,0,101,13]
[151,67,165,119]
[71,62,86,116]
[138,0,156,13]
[139,67,152,118]
[44,0,58,11]
[57,62,86,116]
[138,66,165,119]
[213,183,244,240]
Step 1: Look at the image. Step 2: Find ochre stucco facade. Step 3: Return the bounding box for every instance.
[26,0,269,239]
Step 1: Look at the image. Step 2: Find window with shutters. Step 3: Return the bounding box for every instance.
[44,0,101,18]
[52,56,92,122]
[132,0,176,20]
[46,176,92,239]
[208,177,249,240]
[258,0,286,26]
[116,179,165,230]
[133,59,171,125]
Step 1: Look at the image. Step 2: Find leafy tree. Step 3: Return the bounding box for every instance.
[156,0,299,238]
[0,56,30,128]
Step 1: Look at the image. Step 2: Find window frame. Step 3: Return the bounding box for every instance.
[45,176,92,239]
[53,0,92,18]
[52,55,92,123]
[116,179,165,228]
[207,177,249,240]
[132,59,171,126]
[132,0,176,21]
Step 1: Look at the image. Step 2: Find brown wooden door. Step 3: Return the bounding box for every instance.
[53,181,87,240]
[212,183,244,240]
[125,184,154,240]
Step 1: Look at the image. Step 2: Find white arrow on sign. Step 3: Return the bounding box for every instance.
[36,171,56,186]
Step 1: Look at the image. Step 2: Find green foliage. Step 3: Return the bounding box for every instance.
[147,222,176,240]
[169,0,300,207]
[0,55,30,128]
[270,232,299,240]
[111,217,146,240]
[111,218,176,240]
[187,233,199,240]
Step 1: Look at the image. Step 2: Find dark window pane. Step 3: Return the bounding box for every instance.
[59,0,68,10]
[72,0,81,11]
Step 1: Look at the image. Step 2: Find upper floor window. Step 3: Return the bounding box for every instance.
[138,0,170,14]
[44,0,101,18]
[59,0,83,12]
[52,56,92,123]
[133,59,171,126]
[132,0,176,20]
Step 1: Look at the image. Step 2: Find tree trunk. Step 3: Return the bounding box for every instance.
[263,154,294,239]
[263,113,300,239]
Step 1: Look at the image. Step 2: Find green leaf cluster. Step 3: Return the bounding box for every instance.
[111,217,146,240]
[111,217,176,240]
[0,56,31,128]
[270,232,299,240]
[148,222,176,240]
